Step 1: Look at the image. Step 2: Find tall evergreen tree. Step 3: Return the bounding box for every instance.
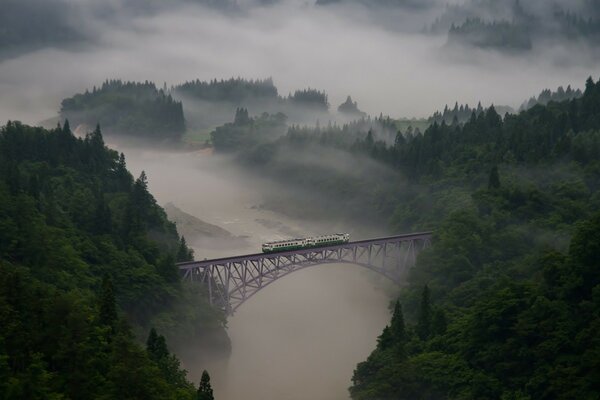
[417,285,432,340]
[376,325,393,350]
[390,300,406,343]
[177,236,194,262]
[146,328,169,362]
[197,370,214,400]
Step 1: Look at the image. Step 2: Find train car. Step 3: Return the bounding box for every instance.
[262,233,350,253]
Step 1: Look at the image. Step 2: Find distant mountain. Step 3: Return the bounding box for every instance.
[430,0,600,51]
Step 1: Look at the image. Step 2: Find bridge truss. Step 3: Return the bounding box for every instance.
[178,232,432,315]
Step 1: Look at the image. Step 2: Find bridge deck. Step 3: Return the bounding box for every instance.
[177,231,433,269]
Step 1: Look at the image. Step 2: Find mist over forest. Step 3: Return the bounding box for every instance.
[1,0,600,399]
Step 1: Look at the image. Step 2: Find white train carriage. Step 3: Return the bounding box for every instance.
[262,233,350,253]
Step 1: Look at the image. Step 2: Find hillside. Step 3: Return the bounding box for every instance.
[60,80,185,142]
[348,77,600,399]
[0,121,227,398]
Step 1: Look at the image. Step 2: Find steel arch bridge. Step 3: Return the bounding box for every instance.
[177,232,432,315]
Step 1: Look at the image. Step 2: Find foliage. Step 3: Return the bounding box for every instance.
[520,85,583,111]
[60,80,185,141]
[197,370,215,400]
[349,77,600,399]
[174,77,278,104]
[0,121,224,398]
[429,102,485,125]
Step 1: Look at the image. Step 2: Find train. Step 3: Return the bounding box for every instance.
[261,233,350,253]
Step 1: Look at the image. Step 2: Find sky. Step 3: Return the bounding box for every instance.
[0,0,596,125]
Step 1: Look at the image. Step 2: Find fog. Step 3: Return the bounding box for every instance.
[1,0,599,398]
[0,1,595,126]
[120,147,394,399]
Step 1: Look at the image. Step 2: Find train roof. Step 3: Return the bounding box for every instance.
[262,233,349,245]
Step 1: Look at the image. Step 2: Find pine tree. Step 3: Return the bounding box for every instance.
[197,370,214,400]
[390,300,407,358]
[177,236,194,262]
[63,119,71,134]
[146,328,169,362]
[417,285,432,340]
[390,300,406,343]
[584,76,595,95]
[376,326,393,350]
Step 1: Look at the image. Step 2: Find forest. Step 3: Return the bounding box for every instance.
[60,80,185,141]
[520,85,583,111]
[347,78,600,399]
[174,78,279,104]
[0,121,224,399]
[206,76,600,398]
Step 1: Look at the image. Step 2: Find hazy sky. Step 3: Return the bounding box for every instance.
[0,1,596,124]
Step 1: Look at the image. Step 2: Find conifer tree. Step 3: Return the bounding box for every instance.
[376,326,393,350]
[417,285,432,340]
[63,119,71,134]
[197,370,214,400]
[177,236,194,262]
[146,328,169,362]
[390,300,406,343]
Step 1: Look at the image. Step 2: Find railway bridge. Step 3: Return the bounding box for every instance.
[177,232,433,315]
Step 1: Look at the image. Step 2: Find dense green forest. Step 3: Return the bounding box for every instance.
[207,76,600,398]
[174,78,279,104]
[174,78,329,112]
[347,77,600,399]
[0,121,225,399]
[60,80,185,141]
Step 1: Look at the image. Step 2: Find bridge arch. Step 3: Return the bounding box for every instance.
[178,232,432,315]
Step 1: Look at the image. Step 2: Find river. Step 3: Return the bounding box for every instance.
[123,148,394,400]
